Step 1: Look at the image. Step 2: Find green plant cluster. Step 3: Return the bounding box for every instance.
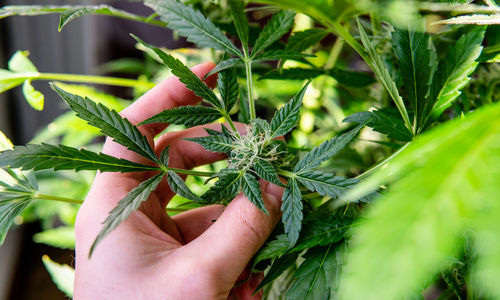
[0,0,500,299]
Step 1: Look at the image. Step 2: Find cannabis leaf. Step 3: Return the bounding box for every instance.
[139,106,221,128]
[90,172,164,256]
[253,50,314,61]
[133,35,223,110]
[253,158,283,187]
[344,109,413,142]
[286,28,328,53]
[296,172,361,200]
[206,58,244,77]
[0,193,32,244]
[270,82,310,138]
[281,178,303,247]
[186,135,233,154]
[42,255,75,298]
[242,172,268,214]
[357,19,412,134]
[0,144,161,172]
[392,23,435,126]
[228,0,249,53]
[339,101,500,300]
[201,169,243,203]
[251,10,296,57]
[166,171,203,202]
[144,0,243,57]
[52,84,159,164]
[294,125,363,174]
[256,252,300,292]
[218,67,239,112]
[426,27,486,123]
[259,67,375,87]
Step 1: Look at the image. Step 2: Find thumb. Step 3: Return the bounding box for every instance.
[181,181,284,283]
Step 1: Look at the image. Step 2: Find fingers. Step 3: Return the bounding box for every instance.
[179,181,284,283]
[172,205,225,243]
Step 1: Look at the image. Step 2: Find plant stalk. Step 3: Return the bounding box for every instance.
[12,72,155,89]
[33,193,83,204]
[167,167,215,177]
[244,59,256,120]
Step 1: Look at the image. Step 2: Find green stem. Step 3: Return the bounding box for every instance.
[355,142,411,180]
[33,193,83,204]
[244,59,256,120]
[13,72,155,89]
[167,167,215,177]
[327,21,372,67]
[277,169,296,178]
[221,111,242,138]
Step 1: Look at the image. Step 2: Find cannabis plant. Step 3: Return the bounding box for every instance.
[1,0,500,299]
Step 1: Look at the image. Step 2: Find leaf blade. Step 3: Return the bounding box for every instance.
[242,172,268,213]
[251,10,295,57]
[281,178,303,247]
[270,82,309,138]
[139,106,221,128]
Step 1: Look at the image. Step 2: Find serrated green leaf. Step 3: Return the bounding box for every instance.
[252,158,283,187]
[139,106,221,128]
[206,58,244,77]
[42,255,74,298]
[270,82,309,138]
[0,5,162,31]
[344,109,413,142]
[242,172,268,213]
[357,19,412,134]
[0,144,160,173]
[254,234,290,266]
[132,35,223,110]
[294,125,362,174]
[339,101,500,300]
[166,171,203,202]
[186,135,233,153]
[251,10,295,57]
[144,0,242,57]
[0,196,32,245]
[90,172,164,256]
[290,211,352,254]
[218,67,239,112]
[256,252,300,292]
[426,27,486,122]
[392,23,435,125]
[22,80,44,111]
[201,169,243,203]
[159,146,169,167]
[281,178,303,247]
[8,50,37,73]
[287,244,341,300]
[52,84,159,164]
[296,171,360,200]
[254,50,315,62]
[286,28,328,53]
[34,226,75,249]
[228,0,249,52]
[259,67,375,87]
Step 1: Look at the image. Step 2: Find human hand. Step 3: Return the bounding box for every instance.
[74,62,284,300]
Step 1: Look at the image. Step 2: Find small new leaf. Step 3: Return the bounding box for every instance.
[167,171,203,202]
[90,172,164,256]
[296,171,360,200]
[52,84,159,164]
[186,135,233,154]
[228,0,249,52]
[251,10,295,57]
[133,35,223,110]
[22,80,44,111]
[252,158,284,187]
[139,106,221,128]
[0,144,160,173]
[242,172,268,214]
[281,178,303,247]
[159,146,169,167]
[201,169,243,203]
[270,82,310,138]
[218,68,239,112]
[294,125,363,174]
[286,28,328,53]
[144,0,242,57]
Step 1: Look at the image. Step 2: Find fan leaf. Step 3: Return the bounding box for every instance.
[139,106,221,128]
[166,171,203,202]
[281,178,303,247]
[251,10,295,57]
[270,82,309,138]
[242,172,268,213]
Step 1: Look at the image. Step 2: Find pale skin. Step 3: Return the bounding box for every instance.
[74,62,284,299]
